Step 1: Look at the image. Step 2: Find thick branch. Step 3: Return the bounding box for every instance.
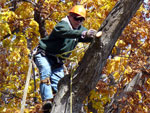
[34,1,48,38]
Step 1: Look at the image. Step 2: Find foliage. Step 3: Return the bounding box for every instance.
[0,0,149,113]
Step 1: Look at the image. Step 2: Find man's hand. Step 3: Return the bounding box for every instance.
[82,29,102,39]
[85,29,102,38]
[86,29,97,38]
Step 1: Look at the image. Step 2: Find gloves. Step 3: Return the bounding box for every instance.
[85,29,97,38]
[81,29,102,39]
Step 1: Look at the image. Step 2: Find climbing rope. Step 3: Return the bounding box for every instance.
[20,48,37,113]
[58,45,88,113]
[20,58,32,113]
[70,68,73,113]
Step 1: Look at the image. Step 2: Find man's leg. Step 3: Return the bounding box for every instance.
[34,53,54,113]
[34,53,53,100]
[51,66,64,94]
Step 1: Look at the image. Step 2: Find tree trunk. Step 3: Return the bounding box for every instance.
[51,0,143,113]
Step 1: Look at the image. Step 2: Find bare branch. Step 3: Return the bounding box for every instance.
[2,28,19,41]
[4,0,36,7]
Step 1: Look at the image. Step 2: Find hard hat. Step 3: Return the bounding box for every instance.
[69,5,86,19]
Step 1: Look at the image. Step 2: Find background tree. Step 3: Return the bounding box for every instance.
[0,0,149,113]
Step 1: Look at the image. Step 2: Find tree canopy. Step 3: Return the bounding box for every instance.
[0,0,149,113]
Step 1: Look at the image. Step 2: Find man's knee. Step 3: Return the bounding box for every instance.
[41,77,51,85]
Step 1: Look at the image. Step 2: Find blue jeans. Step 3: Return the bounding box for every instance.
[34,53,64,101]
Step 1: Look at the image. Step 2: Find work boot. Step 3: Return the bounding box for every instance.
[42,100,53,113]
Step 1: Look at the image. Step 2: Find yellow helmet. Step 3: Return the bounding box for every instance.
[69,5,86,19]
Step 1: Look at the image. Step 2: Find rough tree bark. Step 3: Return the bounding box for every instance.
[50,0,143,113]
[34,0,48,38]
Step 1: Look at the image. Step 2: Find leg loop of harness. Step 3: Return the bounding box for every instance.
[40,77,51,85]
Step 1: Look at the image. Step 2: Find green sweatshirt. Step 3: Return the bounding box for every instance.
[39,17,91,57]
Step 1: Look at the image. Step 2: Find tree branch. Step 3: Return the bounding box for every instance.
[5,0,36,7]
[2,28,19,41]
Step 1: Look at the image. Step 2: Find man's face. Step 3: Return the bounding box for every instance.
[69,13,85,29]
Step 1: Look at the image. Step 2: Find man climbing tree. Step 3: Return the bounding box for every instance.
[34,5,102,112]
[0,0,147,113]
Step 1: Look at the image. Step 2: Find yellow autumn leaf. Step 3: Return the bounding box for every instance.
[80,0,87,4]
[114,56,121,61]
[2,108,7,112]
[0,23,11,35]
[29,19,39,28]
[101,94,110,104]
[15,2,34,19]
[124,66,132,74]
[20,21,24,26]
[112,47,117,55]
[113,72,120,80]
[146,78,150,85]
[115,40,126,47]
[136,90,142,101]
[106,61,115,74]
[8,51,21,62]
[2,38,11,47]
[143,106,148,112]
[96,12,102,18]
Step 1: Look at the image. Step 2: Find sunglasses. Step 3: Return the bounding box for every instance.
[73,16,85,22]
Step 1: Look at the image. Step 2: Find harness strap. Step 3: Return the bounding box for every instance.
[40,77,51,85]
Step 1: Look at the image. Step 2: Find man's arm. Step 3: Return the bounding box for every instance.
[52,21,85,39]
